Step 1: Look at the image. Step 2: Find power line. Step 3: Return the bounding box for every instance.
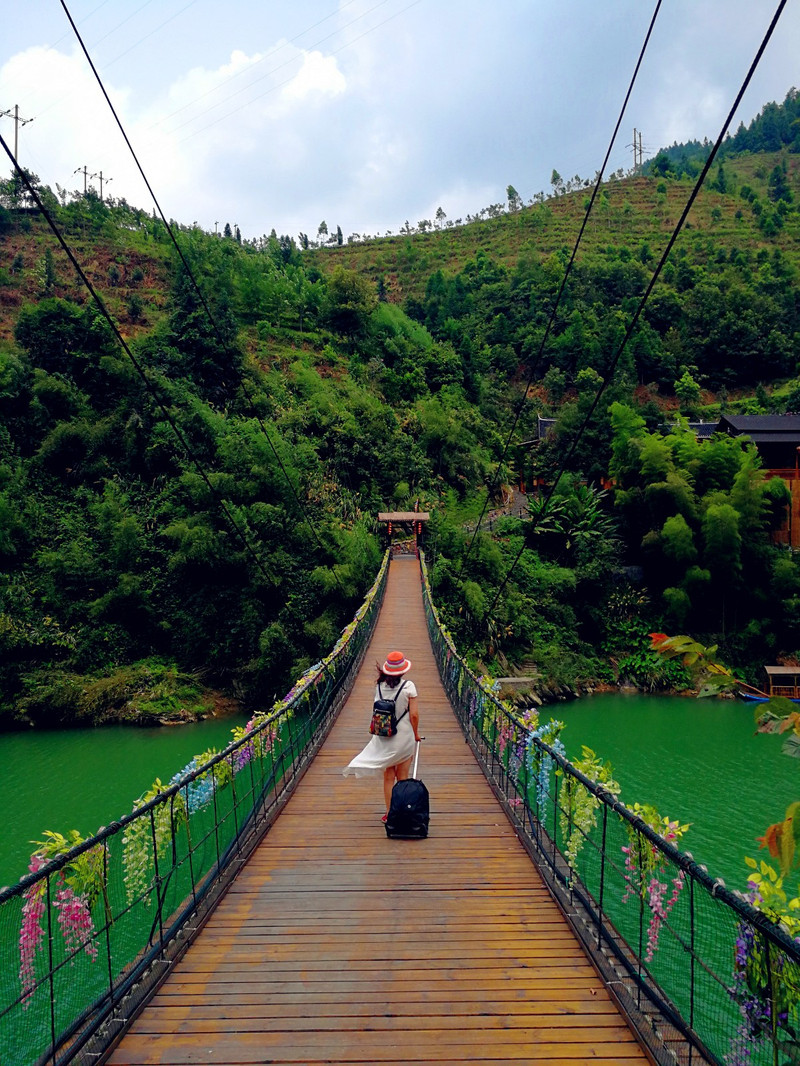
[171,0,424,147]
[485,0,790,619]
[459,0,664,575]
[58,0,349,596]
[0,131,278,589]
[145,0,390,137]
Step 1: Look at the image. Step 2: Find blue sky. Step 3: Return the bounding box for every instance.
[1,1,798,242]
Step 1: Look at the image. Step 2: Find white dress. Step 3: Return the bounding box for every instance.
[342,680,417,777]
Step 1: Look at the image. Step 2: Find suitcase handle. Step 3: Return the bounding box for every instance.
[411,738,424,779]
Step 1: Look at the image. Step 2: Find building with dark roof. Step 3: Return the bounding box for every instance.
[661,420,719,439]
[717,414,800,472]
[717,414,800,547]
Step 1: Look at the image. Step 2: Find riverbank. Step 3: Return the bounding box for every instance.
[4,658,241,731]
[496,674,704,710]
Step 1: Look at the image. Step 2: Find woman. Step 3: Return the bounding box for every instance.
[343,650,421,822]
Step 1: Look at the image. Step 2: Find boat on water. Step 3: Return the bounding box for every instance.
[738,690,800,705]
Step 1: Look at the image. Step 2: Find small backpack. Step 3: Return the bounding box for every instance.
[369,681,408,737]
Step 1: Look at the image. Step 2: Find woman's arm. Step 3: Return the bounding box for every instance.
[407,695,420,741]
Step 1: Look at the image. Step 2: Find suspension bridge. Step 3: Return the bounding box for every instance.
[4,552,800,1066]
[104,554,646,1065]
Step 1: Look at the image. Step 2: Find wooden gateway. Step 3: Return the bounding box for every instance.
[377,510,430,553]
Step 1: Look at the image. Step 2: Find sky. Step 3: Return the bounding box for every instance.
[1,1,799,244]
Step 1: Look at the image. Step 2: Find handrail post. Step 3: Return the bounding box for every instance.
[596,802,608,950]
[635,831,645,1012]
[149,807,165,954]
[46,873,57,1066]
[688,876,695,1065]
[103,840,115,1017]
[229,755,241,856]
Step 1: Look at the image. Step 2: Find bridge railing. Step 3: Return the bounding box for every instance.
[0,550,390,1066]
[420,552,800,1066]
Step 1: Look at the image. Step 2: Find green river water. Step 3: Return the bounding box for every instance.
[0,693,797,894]
[0,713,248,888]
[555,692,799,892]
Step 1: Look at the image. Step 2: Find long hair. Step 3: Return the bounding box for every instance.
[376,666,403,688]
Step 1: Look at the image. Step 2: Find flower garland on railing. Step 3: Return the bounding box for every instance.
[422,557,800,1061]
[19,832,104,1005]
[122,779,188,906]
[524,716,566,812]
[558,747,621,871]
[726,804,800,1066]
[420,552,695,963]
[16,550,391,1011]
[621,802,689,962]
[169,753,219,812]
[19,853,47,1004]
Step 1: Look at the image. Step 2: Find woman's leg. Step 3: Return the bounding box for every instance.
[383,767,395,814]
[395,756,413,781]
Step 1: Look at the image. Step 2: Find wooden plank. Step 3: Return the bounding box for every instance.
[145,995,620,1014]
[106,557,651,1066]
[109,1033,646,1064]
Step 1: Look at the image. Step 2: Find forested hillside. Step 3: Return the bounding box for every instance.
[2,91,800,726]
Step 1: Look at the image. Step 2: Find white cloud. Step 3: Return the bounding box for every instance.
[280,50,346,104]
[0,46,135,194]
[2,1,799,241]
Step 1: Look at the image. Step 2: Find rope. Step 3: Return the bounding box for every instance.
[486,0,790,616]
[58,0,349,596]
[0,133,278,588]
[459,0,664,572]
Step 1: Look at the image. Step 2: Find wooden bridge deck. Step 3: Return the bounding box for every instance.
[107,556,650,1065]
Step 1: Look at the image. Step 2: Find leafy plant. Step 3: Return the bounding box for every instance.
[121,780,187,906]
[728,803,800,1065]
[559,746,620,869]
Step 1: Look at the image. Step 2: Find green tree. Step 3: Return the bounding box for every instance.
[506,185,522,212]
[767,162,792,203]
[661,513,697,568]
[674,370,701,415]
[702,502,742,614]
[324,266,377,337]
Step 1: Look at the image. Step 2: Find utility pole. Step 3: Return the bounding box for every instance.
[631,128,644,173]
[74,165,91,193]
[0,105,34,163]
[91,171,112,201]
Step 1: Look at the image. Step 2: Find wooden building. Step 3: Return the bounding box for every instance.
[764,665,800,700]
[717,414,800,548]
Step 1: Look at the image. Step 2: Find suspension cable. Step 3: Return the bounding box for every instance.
[485,0,789,618]
[459,0,663,573]
[58,0,349,596]
[0,133,278,588]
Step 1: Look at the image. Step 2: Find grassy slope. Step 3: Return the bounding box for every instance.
[0,219,172,345]
[2,150,799,341]
[306,151,800,301]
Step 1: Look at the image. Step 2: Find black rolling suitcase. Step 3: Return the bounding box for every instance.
[386,741,429,838]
